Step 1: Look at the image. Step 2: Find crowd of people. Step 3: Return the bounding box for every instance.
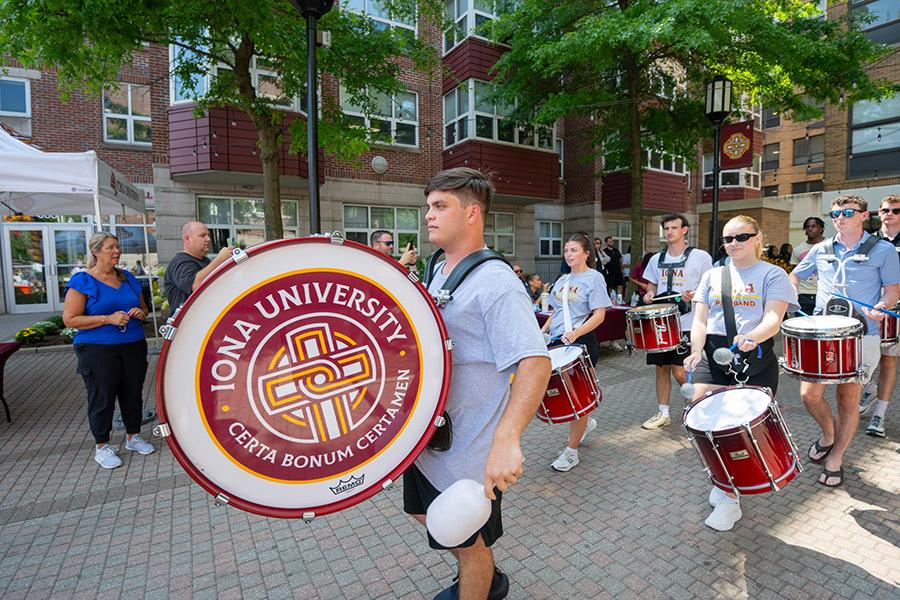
[61,166,900,599]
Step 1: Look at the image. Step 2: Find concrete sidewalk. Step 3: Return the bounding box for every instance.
[0,345,897,599]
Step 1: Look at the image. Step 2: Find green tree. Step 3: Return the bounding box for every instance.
[490,0,893,258]
[0,0,442,239]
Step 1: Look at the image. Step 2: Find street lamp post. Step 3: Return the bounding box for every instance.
[289,0,334,234]
[705,75,733,257]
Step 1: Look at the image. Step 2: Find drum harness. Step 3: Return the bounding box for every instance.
[655,247,695,354]
[819,234,881,323]
[717,265,759,384]
[422,247,511,451]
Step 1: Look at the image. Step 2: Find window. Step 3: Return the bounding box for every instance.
[538,221,562,256]
[341,87,418,147]
[762,185,779,197]
[103,83,151,145]
[556,139,564,179]
[645,150,687,175]
[346,0,416,40]
[198,197,301,252]
[703,154,760,189]
[762,107,780,129]
[608,220,631,253]
[791,180,824,194]
[485,212,515,255]
[793,135,824,165]
[170,42,207,103]
[850,95,900,156]
[343,205,420,253]
[0,77,30,117]
[762,143,779,171]
[109,214,158,271]
[850,0,899,39]
[443,0,507,53]
[443,80,554,150]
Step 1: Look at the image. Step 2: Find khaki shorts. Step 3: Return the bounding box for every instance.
[861,335,882,383]
[881,340,900,357]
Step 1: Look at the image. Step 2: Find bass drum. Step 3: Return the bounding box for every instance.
[156,235,451,519]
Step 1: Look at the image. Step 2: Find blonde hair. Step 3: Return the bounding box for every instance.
[86,232,125,281]
[724,215,764,260]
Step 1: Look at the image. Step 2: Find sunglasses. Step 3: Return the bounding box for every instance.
[721,233,758,244]
[880,207,900,215]
[829,208,864,219]
[513,268,522,273]
[379,239,395,246]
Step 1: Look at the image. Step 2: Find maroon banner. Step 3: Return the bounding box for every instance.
[720,120,754,169]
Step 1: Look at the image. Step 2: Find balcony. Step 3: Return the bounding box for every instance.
[442,139,559,202]
[442,37,506,95]
[600,170,690,213]
[168,104,320,184]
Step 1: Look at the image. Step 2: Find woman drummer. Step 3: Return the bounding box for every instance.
[683,215,798,531]
[540,232,611,472]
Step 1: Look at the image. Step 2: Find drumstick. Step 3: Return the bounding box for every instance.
[680,368,695,400]
[652,292,682,302]
[796,309,815,319]
[830,292,900,319]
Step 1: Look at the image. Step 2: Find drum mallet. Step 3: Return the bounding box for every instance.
[830,292,900,319]
[680,368,695,400]
[713,343,738,366]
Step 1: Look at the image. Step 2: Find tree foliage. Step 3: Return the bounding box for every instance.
[490,0,894,256]
[0,0,442,239]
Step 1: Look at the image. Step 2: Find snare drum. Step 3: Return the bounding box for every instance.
[780,315,863,383]
[880,304,900,346]
[155,236,451,519]
[626,304,682,353]
[684,386,801,495]
[537,345,601,424]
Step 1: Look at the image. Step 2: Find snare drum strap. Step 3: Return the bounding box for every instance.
[721,265,738,342]
[423,248,510,300]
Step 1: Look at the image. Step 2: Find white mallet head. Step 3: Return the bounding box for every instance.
[713,346,734,366]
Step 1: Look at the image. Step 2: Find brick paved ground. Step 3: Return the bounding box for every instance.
[0,345,897,599]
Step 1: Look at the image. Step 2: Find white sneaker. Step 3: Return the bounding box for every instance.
[610,341,625,352]
[579,418,597,443]
[708,486,728,507]
[859,390,876,415]
[94,444,122,469]
[866,414,886,438]
[641,411,671,430]
[704,500,742,532]
[125,434,155,455]
[550,448,579,472]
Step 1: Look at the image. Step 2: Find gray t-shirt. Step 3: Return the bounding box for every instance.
[415,260,549,491]
[547,270,612,337]
[695,262,799,336]
[643,248,713,330]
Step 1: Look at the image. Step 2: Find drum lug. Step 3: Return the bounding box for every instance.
[214,493,230,507]
[434,415,446,427]
[152,423,171,438]
[329,231,345,245]
[302,511,316,523]
[231,247,249,263]
[159,324,177,341]
[444,338,454,351]
[407,270,420,283]
[382,479,393,490]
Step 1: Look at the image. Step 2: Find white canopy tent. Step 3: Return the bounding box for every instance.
[0,126,146,221]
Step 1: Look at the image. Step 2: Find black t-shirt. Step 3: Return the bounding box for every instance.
[164,252,210,311]
[603,246,623,276]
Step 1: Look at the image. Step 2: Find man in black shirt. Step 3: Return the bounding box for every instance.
[602,236,625,296]
[164,221,233,312]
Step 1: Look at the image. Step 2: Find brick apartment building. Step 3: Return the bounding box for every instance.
[1,1,897,314]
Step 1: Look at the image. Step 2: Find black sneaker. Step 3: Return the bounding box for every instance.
[433,566,509,600]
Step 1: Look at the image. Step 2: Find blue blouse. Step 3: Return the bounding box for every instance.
[65,271,146,344]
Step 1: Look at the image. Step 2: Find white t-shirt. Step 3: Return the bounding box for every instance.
[695,261,799,336]
[547,269,612,337]
[790,240,820,295]
[643,247,713,330]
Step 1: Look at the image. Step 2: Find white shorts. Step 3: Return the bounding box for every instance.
[861,335,881,383]
[881,340,900,357]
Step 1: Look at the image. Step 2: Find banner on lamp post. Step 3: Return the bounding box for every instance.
[720,120,754,169]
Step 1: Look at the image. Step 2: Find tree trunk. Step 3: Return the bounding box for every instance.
[624,51,644,261]
[256,122,284,240]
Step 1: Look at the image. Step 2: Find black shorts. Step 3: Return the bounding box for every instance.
[692,345,780,394]
[646,333,691,367]
[403,464,503,550]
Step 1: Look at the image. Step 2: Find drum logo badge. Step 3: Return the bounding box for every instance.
[824,350,836,363]
[196,271,422,484]
[654,321,668,345]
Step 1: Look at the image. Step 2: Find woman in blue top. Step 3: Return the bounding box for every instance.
[63,232,155,469]
[541,233,611,472]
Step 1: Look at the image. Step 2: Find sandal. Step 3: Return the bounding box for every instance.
[807,439,833,464]
[818,466,843,488]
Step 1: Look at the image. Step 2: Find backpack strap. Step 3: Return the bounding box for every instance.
[425,249,510,307]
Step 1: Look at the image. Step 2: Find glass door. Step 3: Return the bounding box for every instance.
[3,225,51,312]
[49,226,90,309]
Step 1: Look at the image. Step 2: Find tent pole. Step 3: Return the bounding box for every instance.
[142,212,158,339]
[92,158,102,232]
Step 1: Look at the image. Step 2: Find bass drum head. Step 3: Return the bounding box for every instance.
[156,237,450,519]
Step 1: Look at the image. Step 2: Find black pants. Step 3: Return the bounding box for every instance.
[797,294,816,316]
[75,340,148,444]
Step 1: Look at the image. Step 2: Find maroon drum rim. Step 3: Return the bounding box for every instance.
[155,236,451,518]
